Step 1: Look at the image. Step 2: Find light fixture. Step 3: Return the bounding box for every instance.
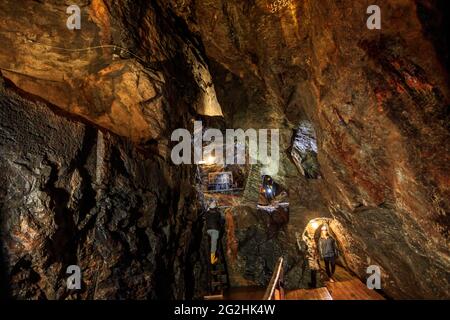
[205,155,216,165]
[198,156,216,165]
[311,221,319,230]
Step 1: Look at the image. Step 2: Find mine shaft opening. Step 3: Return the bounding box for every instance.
[194,122,252,298]
[196,120,293,299]
[196,119,340,300]
[302,218,352,287]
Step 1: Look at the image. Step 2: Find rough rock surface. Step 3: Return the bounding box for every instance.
[169,0,450,298]
[0,79,207,299]
[0,0,222,144]
[223,205,306,290]
[1,0,449,300]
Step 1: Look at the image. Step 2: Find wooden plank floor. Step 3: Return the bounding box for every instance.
[328,264,354,282]
[210,264,384,301]
[326,279,385,300]
[286,287,333,300]
[221,287,266,300]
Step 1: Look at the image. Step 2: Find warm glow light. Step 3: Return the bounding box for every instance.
[198,156,216,165]
[311,221,319,230]
[205,155,216,165]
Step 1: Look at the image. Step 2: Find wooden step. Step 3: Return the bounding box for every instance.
[211,264,225,272]
[212,273,227,280]
[325,279,385,300]
[211,270,226,275]
[286,287,333,300]
[204,294,224,300]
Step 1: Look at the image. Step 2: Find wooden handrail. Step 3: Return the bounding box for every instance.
[263,257,285,300]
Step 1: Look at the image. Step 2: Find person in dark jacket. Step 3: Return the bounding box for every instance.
[259,175,288,206]
[206,200,221,265]
[318,225,338,281]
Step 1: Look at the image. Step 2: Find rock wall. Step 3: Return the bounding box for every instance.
[0,0,222,145]
[168,0,450,298]
[1,0,449,299]
[0,0,227,300]
[0,79,207,299]
[223,205,307,290]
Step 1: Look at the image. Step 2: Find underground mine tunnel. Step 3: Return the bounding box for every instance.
[0,0,449,302]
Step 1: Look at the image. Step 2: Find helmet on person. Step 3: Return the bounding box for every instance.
[209,200,217,209]
[263,175,273,185]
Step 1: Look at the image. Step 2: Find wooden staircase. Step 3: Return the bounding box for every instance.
[204,236,229,300]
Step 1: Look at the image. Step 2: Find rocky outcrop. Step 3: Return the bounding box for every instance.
[168,0,450,298]
[0,0,225,300]
[1,0,449,300]
[0,79,207,299]
[223,205,306,290]
[0,0,222,145]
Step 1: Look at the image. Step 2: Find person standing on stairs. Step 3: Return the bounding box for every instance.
[319,225,338,282]
[206,200,221,265]
[259,175,287,206]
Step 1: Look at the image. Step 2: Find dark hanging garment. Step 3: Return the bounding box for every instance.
[206,208,221,230]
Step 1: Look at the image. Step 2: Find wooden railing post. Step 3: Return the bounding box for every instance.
[263,257,285,300]
[279,265,285,300]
